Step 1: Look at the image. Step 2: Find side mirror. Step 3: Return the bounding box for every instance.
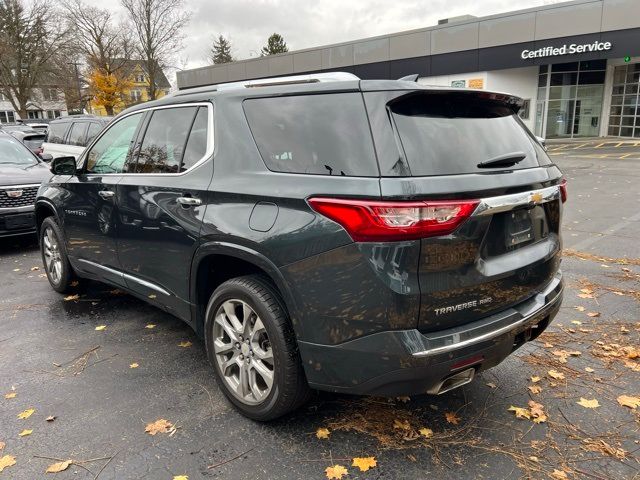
[39,153,53,162]
[535,136,547,150]
[50,156,77,175]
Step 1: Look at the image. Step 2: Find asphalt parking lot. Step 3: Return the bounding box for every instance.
[1,144,639,480]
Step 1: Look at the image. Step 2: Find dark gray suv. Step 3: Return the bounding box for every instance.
[35,73,565,420]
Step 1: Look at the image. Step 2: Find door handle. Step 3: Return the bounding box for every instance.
[98,190,115,199]
[176,196,202,206]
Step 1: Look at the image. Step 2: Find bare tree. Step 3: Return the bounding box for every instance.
[61,0,132,74]
[0,0,71,119]
[120,0,190,100]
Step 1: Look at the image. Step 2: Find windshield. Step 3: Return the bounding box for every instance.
[0,136,38,166]
[387,91,550,176]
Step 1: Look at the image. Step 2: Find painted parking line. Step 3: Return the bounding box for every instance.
[595,143,606,148]
[620,153,632,159]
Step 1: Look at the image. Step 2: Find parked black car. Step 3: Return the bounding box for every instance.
[0,132,50,237]
[35,73,566,420]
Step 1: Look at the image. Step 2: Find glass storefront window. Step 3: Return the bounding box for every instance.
[608,64,640,137]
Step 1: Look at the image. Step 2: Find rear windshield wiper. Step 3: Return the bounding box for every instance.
[477,151,526,169]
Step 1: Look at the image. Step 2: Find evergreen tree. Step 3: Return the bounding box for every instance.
[209,35,233,64]
[260,33,288,56]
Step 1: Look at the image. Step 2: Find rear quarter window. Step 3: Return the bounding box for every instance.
[243,93,379,176]
[46,121,69,144]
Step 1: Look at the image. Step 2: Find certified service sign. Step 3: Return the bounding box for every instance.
[521,41,612,59]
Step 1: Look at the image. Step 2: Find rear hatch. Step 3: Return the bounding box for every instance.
[363,87,564,332]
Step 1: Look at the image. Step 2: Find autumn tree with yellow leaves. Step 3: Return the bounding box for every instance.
[89,70,132,115]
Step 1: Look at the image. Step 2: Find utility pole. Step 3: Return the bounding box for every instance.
[68,62,83,114]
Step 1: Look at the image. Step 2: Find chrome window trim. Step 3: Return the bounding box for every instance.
[472,185,560,217]
[80,102,214,177]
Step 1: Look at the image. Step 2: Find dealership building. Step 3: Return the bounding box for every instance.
[177,0,640,139]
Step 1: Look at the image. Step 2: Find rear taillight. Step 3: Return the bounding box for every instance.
[559,179,567,203]
[308,197,479,242]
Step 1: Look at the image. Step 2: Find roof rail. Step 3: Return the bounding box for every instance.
[174,72,359,96]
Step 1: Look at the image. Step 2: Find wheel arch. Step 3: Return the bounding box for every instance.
[35,199,60,236]
[191,242,300,339]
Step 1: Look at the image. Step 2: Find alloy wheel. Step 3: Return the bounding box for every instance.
[42,227,63,285]
[212,299,275,405]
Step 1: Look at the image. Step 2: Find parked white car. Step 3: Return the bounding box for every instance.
[42,115,112,160]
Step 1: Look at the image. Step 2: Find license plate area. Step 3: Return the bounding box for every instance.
[5,213,35,230]
[483,205,549,256]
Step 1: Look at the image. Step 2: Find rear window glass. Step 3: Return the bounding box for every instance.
[67,122,87,146]
[388,92,546,176]
[46,122,69,144]
[244,93,378,176]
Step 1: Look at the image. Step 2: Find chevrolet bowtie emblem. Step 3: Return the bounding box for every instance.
[530,192,543,203]
[6,190,23,198]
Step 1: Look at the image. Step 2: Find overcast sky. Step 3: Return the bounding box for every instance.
[85,0,559,73]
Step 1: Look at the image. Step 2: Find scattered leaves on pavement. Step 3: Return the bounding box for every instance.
[325,464,348,479]
[63,294,79,301]
[587,312,600,318]
[548,369,565,380]
[45,416,56,422]
[18,429,32,437]
[577,398,601,409]
[444,412,461,425]
[486,382,497,389]
[129,363,139,369]
[145,418,174,435]
[4,392,16,399]
[94,325,107,331]
[418,427,433,438]
[17,408,34,419]
[0,442,4,451]
[551,469,569,480]
[352,456,377,472]
[173,476,189,480]
[0,455,16,472]
[508,401,547,423]
[315,428,330,439]
[145,324,156,329]
[616,395,640,409]
[528,385,542,395]
[178,341,192,348]
[45,459,72,473]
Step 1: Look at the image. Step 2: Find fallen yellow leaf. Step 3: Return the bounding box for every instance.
[95,325,107,331]
[418,427,433,438]
[18,429,32,437]
[617,395,640,409]
[508,405,531,420]
[0,442,4,451]
[444,412,460,425]
[46,459,72,473]
[551,469,569,480]
[148,294,157,299]
[529,401,547,423]
[178,341,192,348]
[352,456,377,472]
[528,385,542,394]
[325,464,348,479]
[393,419,410,430]
[587,312,600,318]
[577,397,600,409]
[315,427,330,439]
[548,369,565,380]
[571,320,582,325]
[45,416,56,422]
[585,367,595,373]
[486,382,497,389]
[173,476,189,480]
[129,363,139,369]
[574,306,585,312]
[4,392,16,399]
[145,324,156,329]
[0,454,16,472]
[145,418,173,435]
[64,294,79,301]
[396,396,410,403]
[17,408,34,419]
[12,268,20,272]
[530,376,541,383]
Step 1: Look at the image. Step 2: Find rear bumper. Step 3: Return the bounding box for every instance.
[0,206,36,237]
[298,271,563,396]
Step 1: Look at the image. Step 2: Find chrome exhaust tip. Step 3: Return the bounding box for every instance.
[427,368,475,395]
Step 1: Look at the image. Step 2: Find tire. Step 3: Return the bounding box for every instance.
[39,217,76,294]
[204,275,310,421]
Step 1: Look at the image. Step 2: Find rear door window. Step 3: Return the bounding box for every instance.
[385,91,546,176]
[46,122,69,144]
[67,122,88,146]
[243,93,379,176]
[181,106,209,171]
[133,106,198,173]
